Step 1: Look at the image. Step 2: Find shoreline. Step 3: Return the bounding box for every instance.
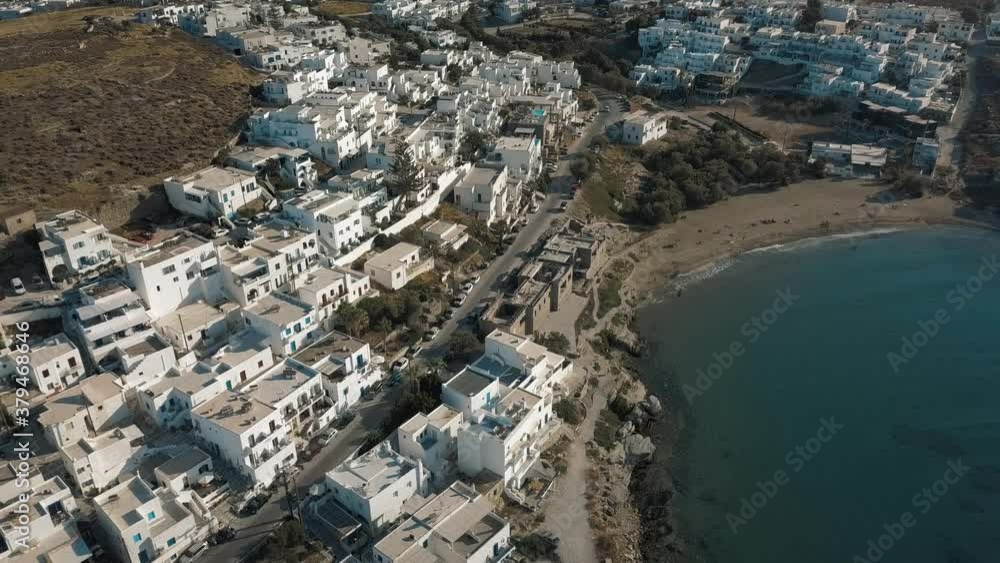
[563,179,1000,563]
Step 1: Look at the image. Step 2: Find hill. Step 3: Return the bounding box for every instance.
[0,7,262,220]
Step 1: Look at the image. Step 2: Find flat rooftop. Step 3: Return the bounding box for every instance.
[292,330,367,370]
[38,373,121,426]
[244,361,318,406]
[174,166,255,191]
[156,446,211,479]
[130,232,210,269]
[366,242,421,270]
[249,222,314,255]
[446,369,494,397]
[458,166,503,187]
[326,443,415,500]
[94,477,156,531]
[193,391,275,434]
[246,293,312,327]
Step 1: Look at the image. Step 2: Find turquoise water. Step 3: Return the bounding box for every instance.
[635,227,1000,563]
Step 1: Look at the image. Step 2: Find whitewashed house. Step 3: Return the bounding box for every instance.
[191,390,297,487]
[16,333,85,395]
[364,243,435,291]
[126,232,224,321]
[36,210,117,283]
[94,476,201,563]
[164,166,262,221]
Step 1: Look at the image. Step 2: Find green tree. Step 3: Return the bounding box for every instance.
[388,134,421,208]
[554,398,581,425]
[798,0,823,31]
[458,131,487,163]
[336,302,369,337]
[446,330,481,362]
[535,332,571,355]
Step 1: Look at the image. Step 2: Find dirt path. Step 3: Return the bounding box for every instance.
[541,382,606,563]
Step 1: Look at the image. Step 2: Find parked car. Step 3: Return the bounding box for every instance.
[424,326,440,341]
[319,428,339,445]
[451,296,466,308]
[10,278,25,296]
[212,527,236,545]
[460,280,476,293]
[239,495,267,517]
[392,358,410,374]
[444,308,456,320]
[407,345,423,358]
[559,201,569,211]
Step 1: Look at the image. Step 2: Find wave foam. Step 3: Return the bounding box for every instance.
[746,228,905,254]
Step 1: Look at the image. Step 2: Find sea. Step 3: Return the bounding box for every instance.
[634,226,1000,563]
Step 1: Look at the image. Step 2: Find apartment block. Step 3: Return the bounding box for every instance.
[38,373,129,449]
[164,166,262,221]
[372,481,513,563]
[126,232,224,320]
[94,476,201,563]
[191,391,297,486]
[36,210,117,283]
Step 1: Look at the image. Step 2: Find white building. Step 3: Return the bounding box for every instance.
[136,331,275,429]
[38,373,129,449]
[178,1,250,36]
[453,166,515,226]
[443,371,553,489]
[60,424,145,496]
[218,222,320,306]
[36,210,117,283]
[295,266,372,325]
[372,481,513,563]
[69,279,154,368]
[620,111,671,145]
[282,190,364,256]
[0,470,91,563]
[483,136,542,180]
[227,145,318,190]
[164,166,262,221]
[243,359,335,440]
[291,331,381,417]
[364,242,435,291]
[396,404,464,486]
[421,219,470,252]
[94,476,201,563]
[244,292,319,356]
[15,333,85,395]
[191,390,297,487]
[323,441,429,534]
[126,232,224,320]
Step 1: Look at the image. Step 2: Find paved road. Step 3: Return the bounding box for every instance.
[426,93,624,357]
[205,92,623,560]
[203,383,403,562]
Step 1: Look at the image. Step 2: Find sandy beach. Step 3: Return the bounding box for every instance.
[535,177,999,563]
[619,178,995,297]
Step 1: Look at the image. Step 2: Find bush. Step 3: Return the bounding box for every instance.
[535,332,571,355]
[554,398,582,425]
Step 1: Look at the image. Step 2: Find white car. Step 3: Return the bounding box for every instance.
[319,428,339,445]
[10,278,26,296]
[392,358,410,374]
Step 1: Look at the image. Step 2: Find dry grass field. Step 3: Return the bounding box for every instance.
[0,7,262,215]
[314,1,371,17]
